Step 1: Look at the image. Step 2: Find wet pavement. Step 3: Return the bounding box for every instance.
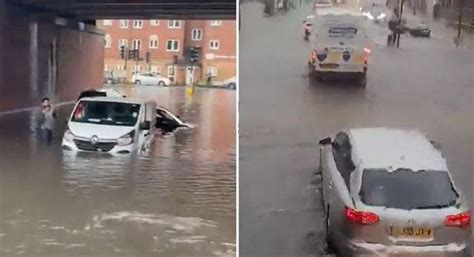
[0,86,236,256]
[239,2,473,257]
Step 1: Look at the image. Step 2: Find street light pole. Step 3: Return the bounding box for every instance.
[457,0,465,39]
[397,0,405,48]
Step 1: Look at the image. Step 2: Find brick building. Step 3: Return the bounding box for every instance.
[97,19,236,85]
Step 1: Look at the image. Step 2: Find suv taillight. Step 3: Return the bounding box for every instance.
[445,212,470,228]
[345,207,379,225]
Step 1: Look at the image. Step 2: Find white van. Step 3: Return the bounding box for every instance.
[309,8,370,85]
[62,97,156,154]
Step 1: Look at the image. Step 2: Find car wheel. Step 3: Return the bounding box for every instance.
[135,80,141,85]
[158,81,165,87]
[325,206,337,254]
[228,83,236,89]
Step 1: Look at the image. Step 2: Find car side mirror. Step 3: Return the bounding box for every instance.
[319,137,332,145]
[140,121,151,130]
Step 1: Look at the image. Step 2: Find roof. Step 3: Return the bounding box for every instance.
[348,128,448,171]
[79,96,148,104]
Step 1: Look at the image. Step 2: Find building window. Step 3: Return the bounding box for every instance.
[104,64,111,71]
[132,39,141,50]
[132,65,142,73]
[119,20,128,28]
[167,66,176,83]
[116,65,124,70]
[150,20,160,26]
[209,40,219,50]
[103,20,112,26]
[119,39,128,48]
[104,34,112,48]
[210,20,222,26]
[149,35,159,49]
[207,67,218,77]
[168,20,181,29]
[166,40,179,52]
[151,65,161,74]
[191,29,203,41]
[133,20,143,29]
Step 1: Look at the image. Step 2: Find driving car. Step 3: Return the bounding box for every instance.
[360,2,389,24]
[62,97,157,154]
[308,10,370,85]
[132,72,171,86]
[401,16,431,37]
[318,128,471,257]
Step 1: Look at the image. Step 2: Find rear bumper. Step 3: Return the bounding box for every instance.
[311,62,367,77]
[347,241,469,257]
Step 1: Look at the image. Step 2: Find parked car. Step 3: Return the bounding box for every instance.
[132,72,171,86]
[318,128,471,256]
[62,97,157,154]
[223,76,237,89]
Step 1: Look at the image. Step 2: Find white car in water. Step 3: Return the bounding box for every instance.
[62,97,157,154]
[132,72,171,86]
[318,128,471,257]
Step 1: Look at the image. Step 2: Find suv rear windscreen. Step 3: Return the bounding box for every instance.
[360,169,458,210]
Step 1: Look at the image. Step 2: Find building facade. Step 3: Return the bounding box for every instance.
[97,19,236,85]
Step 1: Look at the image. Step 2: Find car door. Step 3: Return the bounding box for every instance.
[155,108,182,133]
[327,132,356,241]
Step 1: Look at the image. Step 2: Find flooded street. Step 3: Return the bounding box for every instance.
[240,2,473,256]
[0,86,236,256]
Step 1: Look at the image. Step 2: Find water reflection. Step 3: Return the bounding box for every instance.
[0,87,235,256]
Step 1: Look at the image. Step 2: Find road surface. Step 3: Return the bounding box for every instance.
[239,2,473,256]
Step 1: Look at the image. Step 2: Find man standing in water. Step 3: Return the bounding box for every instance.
[36,97,57,144]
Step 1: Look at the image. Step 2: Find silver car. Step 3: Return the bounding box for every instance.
[318,128,471,256]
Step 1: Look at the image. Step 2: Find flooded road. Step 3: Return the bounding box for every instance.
[240,2,473,257]
[0,86,236,256]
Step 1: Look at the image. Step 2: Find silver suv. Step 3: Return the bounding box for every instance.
[318,128,471,256]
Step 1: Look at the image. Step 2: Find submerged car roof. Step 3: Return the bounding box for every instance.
[348,128,448,172]
[78,96,148,105]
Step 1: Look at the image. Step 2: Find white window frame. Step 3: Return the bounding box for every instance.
[167,66,176,83]
[102,20,112,26]
[150,20,160,26]
[166,40,180,52]
[116,65,124,70]
[132,39,142,50]
[209,40,220,50]
[119,20,128,28]
[168,20,181,29]
[104,64,111,71]
[149,35,159,49]
[104,34,112,48]
[210,20,222,26]
[118,39,128,48]
[191,29,203,41]
[133,20,143,29]
[207,67,218,77]
[132,65,143,73]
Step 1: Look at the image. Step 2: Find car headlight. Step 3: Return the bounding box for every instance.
[64,128,74,142]
[117,130,135,146]
[364,12,374,20]
[377,13,386,19]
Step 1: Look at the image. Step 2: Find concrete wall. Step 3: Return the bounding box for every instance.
[0,2,104,112]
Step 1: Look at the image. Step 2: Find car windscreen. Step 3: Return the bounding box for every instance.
[328,27,358,38]
[71,101,140,126]
[360,168,459,210]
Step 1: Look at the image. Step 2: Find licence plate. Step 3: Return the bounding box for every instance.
[389,227,434,239]
[319,63,339,69]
